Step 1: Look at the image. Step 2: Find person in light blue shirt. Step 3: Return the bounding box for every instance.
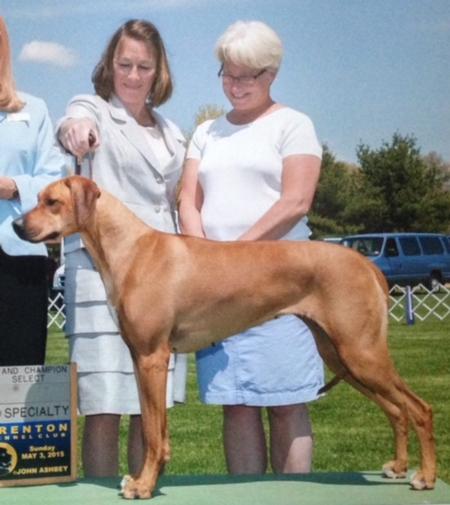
[0,16,66,365]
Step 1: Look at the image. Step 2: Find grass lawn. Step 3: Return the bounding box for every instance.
[46,319,449,483]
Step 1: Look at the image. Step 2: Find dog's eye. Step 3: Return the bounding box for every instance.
[46,198,59,207]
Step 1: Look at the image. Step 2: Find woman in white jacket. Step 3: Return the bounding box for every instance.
[57,19,187,478]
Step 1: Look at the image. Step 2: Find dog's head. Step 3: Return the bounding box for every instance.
[13,176,101,243]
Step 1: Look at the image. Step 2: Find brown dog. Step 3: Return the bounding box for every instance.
[13,176,436,499]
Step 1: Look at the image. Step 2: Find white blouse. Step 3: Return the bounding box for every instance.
[187,107,322,241]
[144,125,172,172]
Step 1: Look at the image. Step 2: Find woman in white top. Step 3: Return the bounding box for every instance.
[57,19,187,478]
[179,21,324,474]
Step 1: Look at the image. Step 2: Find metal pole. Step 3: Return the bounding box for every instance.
[405,285,415,325]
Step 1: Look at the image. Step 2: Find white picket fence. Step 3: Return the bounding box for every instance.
[47,291,66,330]
[388,283,450,323]
[47,283,450,331]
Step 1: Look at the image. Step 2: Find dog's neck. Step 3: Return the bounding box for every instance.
[79,191,153,307]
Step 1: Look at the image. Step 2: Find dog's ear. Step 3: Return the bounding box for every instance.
[65,176,101,228]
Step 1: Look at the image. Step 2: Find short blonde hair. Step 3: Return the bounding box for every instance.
[215,20,283,72]
[0,16,24,112]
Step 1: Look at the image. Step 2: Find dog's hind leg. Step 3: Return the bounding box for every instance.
[336,345,435,489]
[306,320,408,476]
[390,380,435,490]
[338,371,410,479]
[304,318,435,489]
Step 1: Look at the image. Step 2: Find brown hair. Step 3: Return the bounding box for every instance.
[92,19,173,107]
[0,16,24,112]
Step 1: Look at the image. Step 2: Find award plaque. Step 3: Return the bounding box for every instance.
[0,363,77,487]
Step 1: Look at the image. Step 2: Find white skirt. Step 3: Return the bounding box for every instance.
[74,350,188,415]
[64,248,188,415]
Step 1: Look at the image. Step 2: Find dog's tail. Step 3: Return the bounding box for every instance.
[317,374,343,395]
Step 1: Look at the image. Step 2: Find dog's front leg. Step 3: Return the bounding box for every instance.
[121,343,171,500]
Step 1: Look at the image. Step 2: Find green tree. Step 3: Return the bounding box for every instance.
[194,104,225,126]
[309,146,360,237]
[184,104,226,141]
[345,133,450,233]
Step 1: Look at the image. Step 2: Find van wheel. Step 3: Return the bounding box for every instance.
[429,272,442,292]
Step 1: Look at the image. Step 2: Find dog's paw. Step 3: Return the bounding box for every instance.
[119,474,131,494]
[119,474,152,500]
[410,471,435,490]
[382,461,407,479]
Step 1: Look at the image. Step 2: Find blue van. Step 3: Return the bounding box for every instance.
[340,233,450,288]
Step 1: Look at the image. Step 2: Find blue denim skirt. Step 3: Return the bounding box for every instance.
[196,315,324,406]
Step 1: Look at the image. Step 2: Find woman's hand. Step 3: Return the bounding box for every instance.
[0,177,18,200]
[59,118,100,162]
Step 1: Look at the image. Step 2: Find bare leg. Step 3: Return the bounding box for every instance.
[128,414,145,476]
[82,414,121,477]
[268,404,313,473]
[223,405,267,474]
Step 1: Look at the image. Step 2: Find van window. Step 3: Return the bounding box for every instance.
[419,236,444,255]
[343,237,383,256]
[385,238,399,257]
[444,237,450,254]
[399,237,421,256]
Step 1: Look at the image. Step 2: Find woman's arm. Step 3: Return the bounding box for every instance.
[178,158,206,238]
[57,95,101,160]
[238,154,321,241]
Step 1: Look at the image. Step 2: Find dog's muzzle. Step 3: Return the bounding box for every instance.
[12,217,27,240]
[12,216,60,243]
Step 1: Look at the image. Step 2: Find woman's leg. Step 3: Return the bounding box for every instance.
[128,414,145,475]
[82,414,121,477]
[223,405,267,474]
[268,403,313,473]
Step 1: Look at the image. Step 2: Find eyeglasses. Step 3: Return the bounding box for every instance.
[113,59,156,77]
[218,65,267,86]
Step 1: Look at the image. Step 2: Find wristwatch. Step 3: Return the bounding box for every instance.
[10,184,19,200]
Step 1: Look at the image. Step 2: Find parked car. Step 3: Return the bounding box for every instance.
[340,233,450,288]
[48,264,65,311]
[52,264,65,291]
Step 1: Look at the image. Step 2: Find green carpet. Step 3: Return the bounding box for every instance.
[1,472,449,505]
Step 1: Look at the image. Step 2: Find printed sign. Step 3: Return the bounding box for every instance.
[0,364,77,487]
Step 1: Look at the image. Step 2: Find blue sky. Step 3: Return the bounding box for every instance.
[2,0,449,163]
